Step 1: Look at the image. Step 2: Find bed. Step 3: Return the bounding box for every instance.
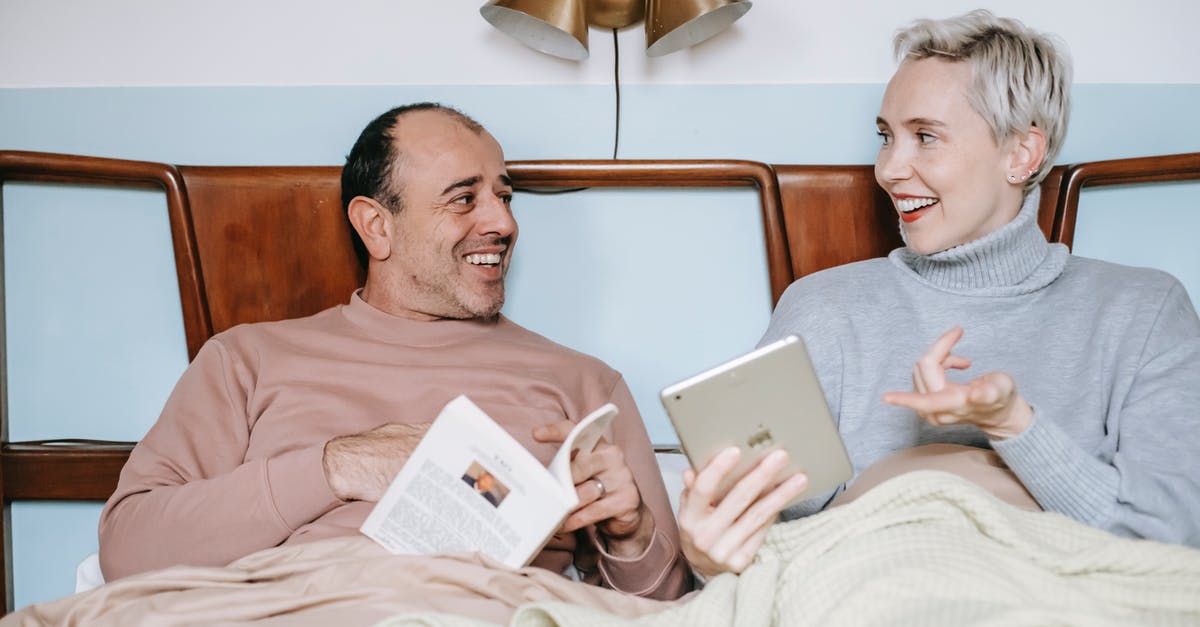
[0,150,1199,623]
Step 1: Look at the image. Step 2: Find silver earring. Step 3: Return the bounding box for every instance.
[1008,175,1017,183]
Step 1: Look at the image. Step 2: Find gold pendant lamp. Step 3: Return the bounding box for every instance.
[481,0,750,59]
[645,0,752,57]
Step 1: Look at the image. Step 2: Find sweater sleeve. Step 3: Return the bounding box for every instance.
[993,281,1200,546]
[760,281,848,520]
[98,338,342,580]
[588,376,691,599]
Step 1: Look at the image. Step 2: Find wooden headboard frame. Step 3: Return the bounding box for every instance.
[0,149,1197,611]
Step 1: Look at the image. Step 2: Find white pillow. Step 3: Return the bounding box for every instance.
[75,552,104,593]
[655,452,690,519]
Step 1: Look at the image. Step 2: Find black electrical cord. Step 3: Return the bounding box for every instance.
[612,27,621,160]
[514,28,622,196]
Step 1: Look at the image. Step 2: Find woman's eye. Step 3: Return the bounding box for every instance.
[876,131,891,146]
[917,132,936,144]
[500,194,513,206]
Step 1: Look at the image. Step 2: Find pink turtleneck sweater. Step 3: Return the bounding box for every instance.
[99,292,688,600]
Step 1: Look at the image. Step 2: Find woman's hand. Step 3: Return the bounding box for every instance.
[883,326,1033,440]
[677,447,808,579]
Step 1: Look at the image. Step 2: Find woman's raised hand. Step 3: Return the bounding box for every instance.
[883,326,1033,440]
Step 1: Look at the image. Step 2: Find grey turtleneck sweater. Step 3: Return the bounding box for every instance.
[763,191,1200,546]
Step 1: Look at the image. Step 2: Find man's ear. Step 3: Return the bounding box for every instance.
[1009,126,1047,180]
[347,196,394,261]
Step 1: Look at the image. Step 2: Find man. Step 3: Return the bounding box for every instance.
[98,103,689,600]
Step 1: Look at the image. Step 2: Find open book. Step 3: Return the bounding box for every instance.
[360,395,617,568]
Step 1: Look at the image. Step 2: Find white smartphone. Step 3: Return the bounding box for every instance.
[660,335,852,506]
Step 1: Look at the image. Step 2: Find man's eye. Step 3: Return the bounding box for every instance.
[917,132,936,144]
[500,194,513,206]
[876,131,891,146]
[453,194,474,205]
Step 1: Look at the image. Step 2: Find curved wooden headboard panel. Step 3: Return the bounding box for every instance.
[0,149,1194,612]
[1053,153,1200,247]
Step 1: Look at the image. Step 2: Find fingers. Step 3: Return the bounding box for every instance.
[883,387,967,422]
[914,326,964,394]
[678,448,741,521]
[532,420,575,443]
[559,442,642,533]
[560,469,640,533]
[708,450,790,528]
[943,355,971,370]
[676,444,806,576]
[680,468,807,576]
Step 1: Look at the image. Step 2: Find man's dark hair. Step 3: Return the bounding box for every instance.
[341,102,485,266]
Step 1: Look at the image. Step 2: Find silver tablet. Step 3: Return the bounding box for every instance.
[660,335,852,506]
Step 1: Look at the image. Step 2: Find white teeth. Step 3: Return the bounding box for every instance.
[896,197,938,213]
[466,253,502,265]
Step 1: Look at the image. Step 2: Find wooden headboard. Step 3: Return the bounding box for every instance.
[1,149,1198,611]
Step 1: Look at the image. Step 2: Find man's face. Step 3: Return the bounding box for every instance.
[381,112,517,319]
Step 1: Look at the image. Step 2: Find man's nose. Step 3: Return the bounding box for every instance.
[478,193,517,237]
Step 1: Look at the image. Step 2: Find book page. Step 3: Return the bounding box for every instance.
[360,396,577,568]
[547,403,618,487]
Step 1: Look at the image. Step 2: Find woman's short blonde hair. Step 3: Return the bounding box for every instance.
[894,10,1072,190]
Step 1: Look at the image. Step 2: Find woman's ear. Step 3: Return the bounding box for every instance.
[347,196,394,261]
[1008,126,1047,182]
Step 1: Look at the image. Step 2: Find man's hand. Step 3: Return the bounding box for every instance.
[883,326,1033,440]
[322,423,432,502]
[677,447,807,579]
[533,420,653,557]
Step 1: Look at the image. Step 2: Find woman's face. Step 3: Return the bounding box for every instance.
[875,57,1023,255]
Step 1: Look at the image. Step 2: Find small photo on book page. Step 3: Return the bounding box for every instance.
[461,460,510,508]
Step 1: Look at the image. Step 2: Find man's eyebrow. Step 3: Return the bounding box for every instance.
[500,174,512,187]
[440,176,482,196]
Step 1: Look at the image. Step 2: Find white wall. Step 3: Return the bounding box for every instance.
[2,0,1199,87]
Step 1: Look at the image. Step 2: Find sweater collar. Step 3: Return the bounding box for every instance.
[889,189,1069,296]
[340,290,500,346]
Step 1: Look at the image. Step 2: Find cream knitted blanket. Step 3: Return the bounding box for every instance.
[384,470,1200,626]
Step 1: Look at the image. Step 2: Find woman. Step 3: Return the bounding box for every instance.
[678,10,1200,578]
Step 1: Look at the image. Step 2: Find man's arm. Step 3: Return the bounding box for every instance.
[99,339,430,580]
[98,339,344,579]
[588,378,691,599]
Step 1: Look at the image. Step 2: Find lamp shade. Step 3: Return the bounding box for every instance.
[645,0,752,57]
[480,0,590,60]
[586,0,644,29]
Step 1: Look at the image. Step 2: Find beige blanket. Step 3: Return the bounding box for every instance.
[390,470,1200,627]
[7,471,1199,626]
[0,537,668,626]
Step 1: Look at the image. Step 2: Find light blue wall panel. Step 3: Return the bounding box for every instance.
[1,83,1198,609]
[1071,182,1200,310]
[506,187,771,445]
[3,184,187,442]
